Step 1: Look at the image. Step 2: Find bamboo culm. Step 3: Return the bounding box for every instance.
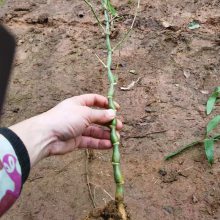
[103,1,126,218]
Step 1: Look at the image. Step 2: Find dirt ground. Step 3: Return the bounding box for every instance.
[1,0,220,219]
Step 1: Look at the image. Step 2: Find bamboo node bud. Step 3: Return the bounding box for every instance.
[117,180,125,185]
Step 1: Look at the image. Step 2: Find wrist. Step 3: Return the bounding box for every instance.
[9,114,57,167]
[0,127,30,183]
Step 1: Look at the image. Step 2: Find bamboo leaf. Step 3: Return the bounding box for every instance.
[106,0,117,16]
[204,139,214,164]
[207,95,217,115]
[206,87,220,115]
[164,140,201,160]
[206,115,220,134]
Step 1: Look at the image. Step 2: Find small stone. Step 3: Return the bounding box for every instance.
[158,169,167,176]
[192,194,198,203]
[183,70,190,78]
[178,160,184,165]
[38,13,49,24]
[163,206,174,214]
[29,38,34,43]
[200,90,209,94]
[129,69,137,75]
[18,40,24,45]
[161,20,172,28]
[210,191,215,196]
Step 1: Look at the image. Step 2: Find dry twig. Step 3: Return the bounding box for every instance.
[85,149,96,208]
[112,0,141,51]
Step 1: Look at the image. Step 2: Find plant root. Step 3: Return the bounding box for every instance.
[83,200,130,220]
[117,201,127,220]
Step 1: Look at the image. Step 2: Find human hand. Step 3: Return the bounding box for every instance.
[10,94,122,167]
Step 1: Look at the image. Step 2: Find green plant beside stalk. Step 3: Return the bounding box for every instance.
[165,87,220,165]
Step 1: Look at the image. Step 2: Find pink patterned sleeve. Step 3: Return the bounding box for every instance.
[0,128,30,217]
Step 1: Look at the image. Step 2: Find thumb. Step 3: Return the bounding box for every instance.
[88,109,116,124]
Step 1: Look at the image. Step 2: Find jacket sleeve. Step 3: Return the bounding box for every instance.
[0,128,30,217]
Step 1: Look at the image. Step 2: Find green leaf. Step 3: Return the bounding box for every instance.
[206,87,220,115]
[204,139,214,164]
[206,115,220,134]
[106,0,117,16]
[164,140,201,160]
[207,95,217,115]
[215,87,220,93]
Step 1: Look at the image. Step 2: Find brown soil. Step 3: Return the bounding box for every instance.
[1,0,220,220]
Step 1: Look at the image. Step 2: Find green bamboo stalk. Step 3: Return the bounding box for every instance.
[103,0,127,219]
[84,0,128,218]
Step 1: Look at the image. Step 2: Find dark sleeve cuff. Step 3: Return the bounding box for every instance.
[0,127,30,184]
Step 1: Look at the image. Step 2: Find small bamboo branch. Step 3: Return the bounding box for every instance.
[112,0,141,52]
[95,53,107,68]
[83,0,105,33]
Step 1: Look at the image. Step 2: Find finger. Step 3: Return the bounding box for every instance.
[78,136,112,149]
[73,94,120,110]
[82,126,110,140]
[87,108,116,124]
[105,119,123,130]
[47,139,78,156]
[73,94,108,108]
[116,119,123,130]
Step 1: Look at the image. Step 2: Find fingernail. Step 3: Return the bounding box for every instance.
[107,109,116,118]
